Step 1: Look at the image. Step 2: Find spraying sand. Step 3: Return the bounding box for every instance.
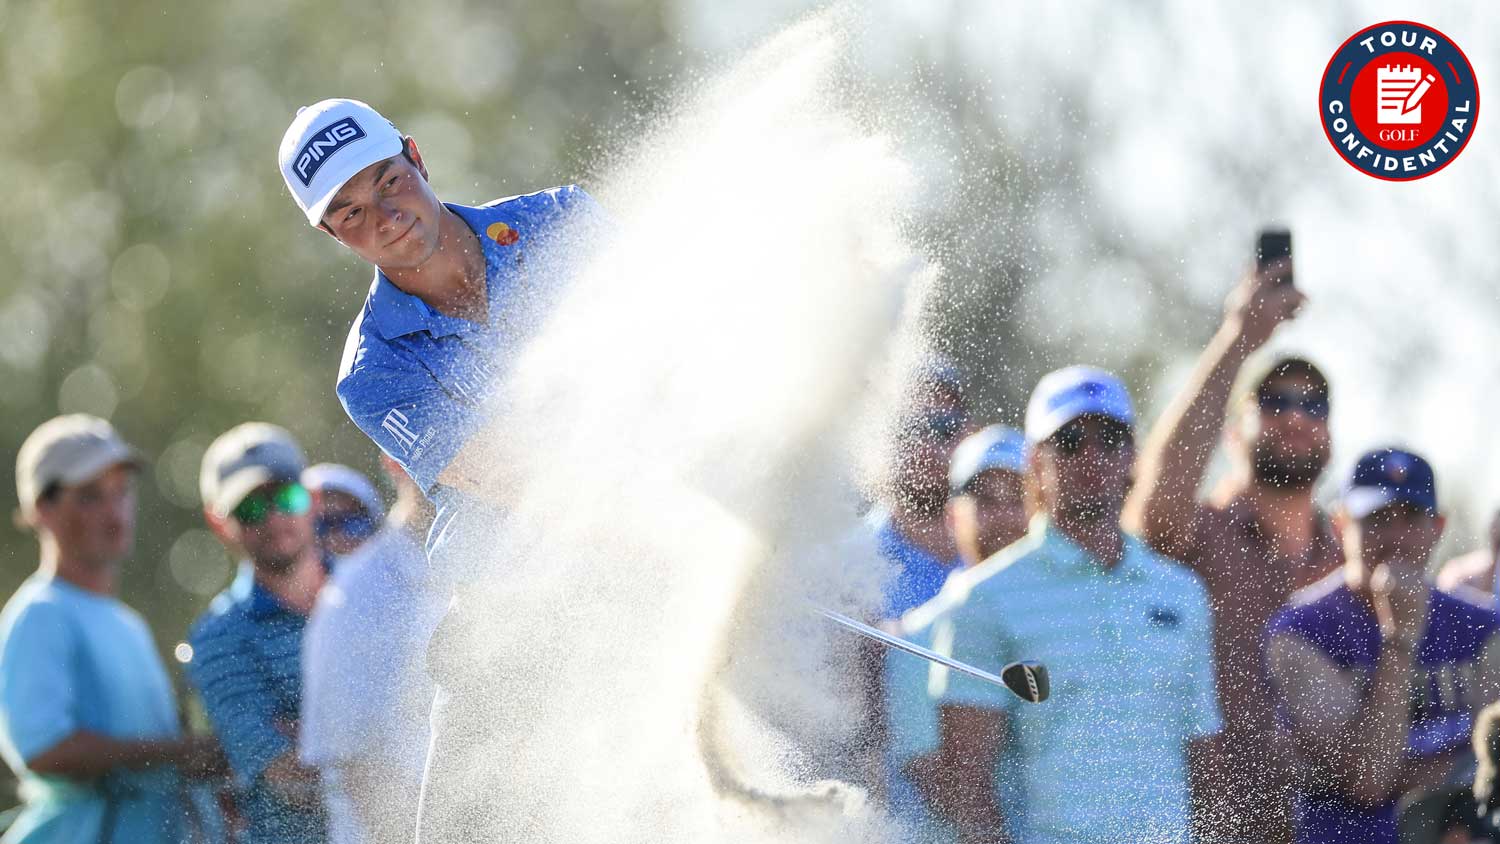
[410,9,938,842]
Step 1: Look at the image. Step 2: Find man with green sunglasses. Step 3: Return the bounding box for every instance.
[184,423,330,844]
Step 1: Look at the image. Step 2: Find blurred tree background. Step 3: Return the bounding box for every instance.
[3,0,1498,810]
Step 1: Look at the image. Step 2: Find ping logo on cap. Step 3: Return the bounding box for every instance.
[294,117,367,187]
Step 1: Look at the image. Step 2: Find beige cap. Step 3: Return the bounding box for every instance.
[16,414,141,519]
[200,423,308,518]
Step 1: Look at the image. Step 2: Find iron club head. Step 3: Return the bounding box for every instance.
[1001,660,1049,704]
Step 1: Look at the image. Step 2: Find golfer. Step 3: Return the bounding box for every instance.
[279,98,600,840]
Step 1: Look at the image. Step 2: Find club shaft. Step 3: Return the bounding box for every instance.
[812,605,1011,691]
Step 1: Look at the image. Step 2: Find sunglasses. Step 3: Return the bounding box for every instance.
[316,513,379,541]
[1258,391,1329,421]
[231,482,312,526]
[901,409,966,444]
[1049,419,1133,457]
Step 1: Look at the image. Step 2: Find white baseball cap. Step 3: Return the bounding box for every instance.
[948,425,1029,493]
[16,415,141,519]
[1024,366,1135,444]
[278,98,405,226]
[200,423,308,518]
[302,463,385,520]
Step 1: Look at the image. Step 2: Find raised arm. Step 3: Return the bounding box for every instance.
[1123,260,1301,557]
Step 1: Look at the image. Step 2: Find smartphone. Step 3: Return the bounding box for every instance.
[1256,228,1293,285]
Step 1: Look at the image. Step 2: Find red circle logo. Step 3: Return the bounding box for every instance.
[1319,22,1479,181]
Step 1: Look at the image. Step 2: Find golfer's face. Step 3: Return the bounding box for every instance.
[323,153,443,268]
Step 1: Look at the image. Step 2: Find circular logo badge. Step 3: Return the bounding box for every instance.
[1320,21,1479,181]
[486,221,520,245]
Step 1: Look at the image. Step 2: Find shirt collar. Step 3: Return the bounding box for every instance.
[1033,515,1150,580]
[364,203,497,341]
[246,578,290,619]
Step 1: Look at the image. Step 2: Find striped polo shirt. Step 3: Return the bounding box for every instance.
[186,566,328,844]
[902,517,1221,844]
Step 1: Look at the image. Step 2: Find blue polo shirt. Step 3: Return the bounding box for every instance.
[335,186,600,580]
[868,508,960,621]
[902,518,1221,844]
[186,568,327,844]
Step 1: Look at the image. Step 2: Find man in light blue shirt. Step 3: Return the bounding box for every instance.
[0,415,220,843]
[903,367,1221,844]
[278,98,603,842]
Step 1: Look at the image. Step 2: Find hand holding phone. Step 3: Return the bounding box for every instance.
[1227,227,1304,349]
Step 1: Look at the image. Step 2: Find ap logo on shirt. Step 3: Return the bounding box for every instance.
[381,408,420,453]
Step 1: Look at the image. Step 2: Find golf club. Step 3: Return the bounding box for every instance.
[812,604,1049,704]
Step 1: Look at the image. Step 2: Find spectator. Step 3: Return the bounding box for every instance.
[905,366,1220,844]
[185,423,328,844]
[1266,448,1500,844]
[302,463,384,558]
[871,362,974,620]
[0,415,220,843]
[1436,510,1500,598]
[1125,260,1339,843]
[882,423,1029,836]
[945,424,1030,569]
[300,455,442,844]
[854,363,975,794]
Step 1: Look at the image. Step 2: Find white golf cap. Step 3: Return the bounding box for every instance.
[278,98,405,226]
[200,423,307,518]
[1024,365,1135,444]
[949,425,1029,493]
[16,415,141,520]
[302,463,385,520]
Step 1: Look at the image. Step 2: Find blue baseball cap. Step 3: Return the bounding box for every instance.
[1344,447,1438,519]
[949,425,1028,493]
[1024,366,1135,444]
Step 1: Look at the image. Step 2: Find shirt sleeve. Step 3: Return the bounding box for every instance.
[337,342,482,496]
[0,603,79,761]
[186,618,292,789]
[1183,581,1223,738]
[934,589,1019,714]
